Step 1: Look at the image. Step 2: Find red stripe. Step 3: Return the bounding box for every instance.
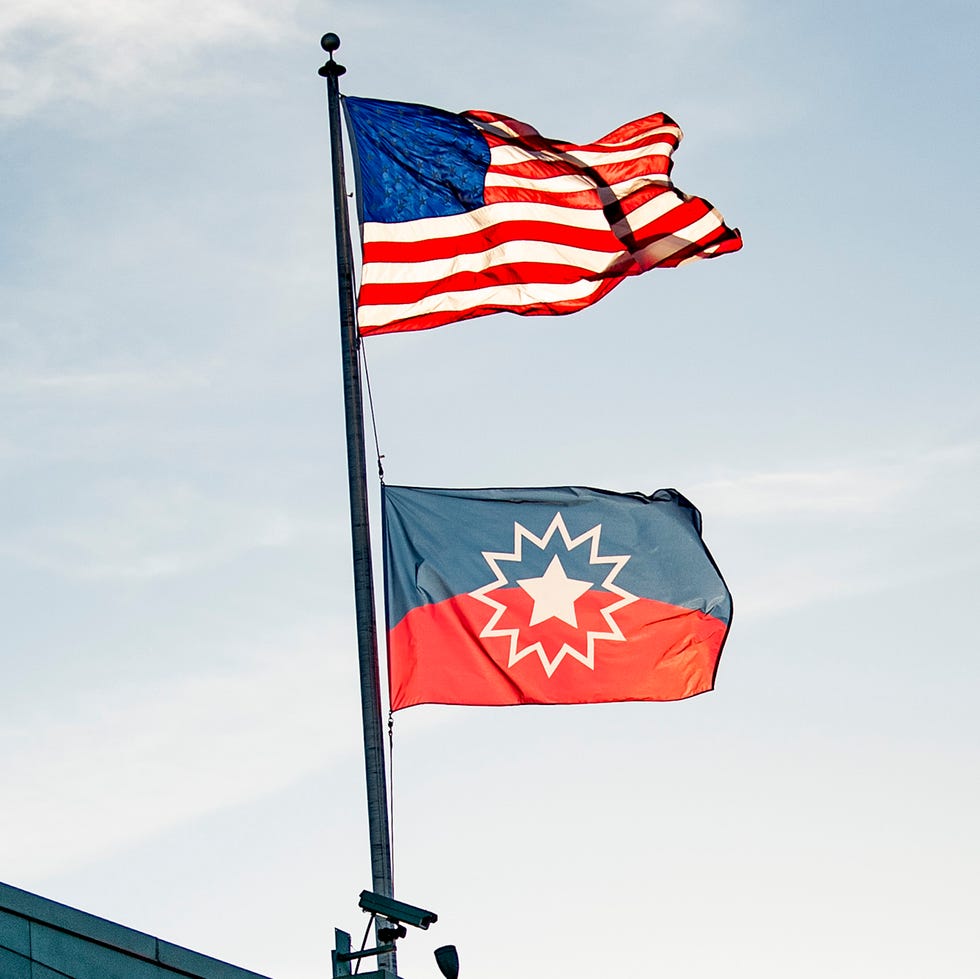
[361,218,624,264]
[359,261,622,306]
[632,196,713,239]
[581,112,680,146]
[484,136,679,170]
[483,168,674,197]
[359,277,625,336]
[482,185,608,208]
[488,157,580,178]
[470,110,680,152]
[612,182,678,218]
[656,226,744,267]
[483,148,677,187]
[583,159,673,184]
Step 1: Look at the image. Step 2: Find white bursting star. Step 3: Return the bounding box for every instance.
[518,555,593,627]
[469,512,637,678]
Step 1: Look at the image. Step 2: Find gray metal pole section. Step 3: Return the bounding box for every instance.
[318,32,396,974]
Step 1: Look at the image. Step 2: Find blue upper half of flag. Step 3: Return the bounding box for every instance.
[344,96,489,224]
[383,485,731,628]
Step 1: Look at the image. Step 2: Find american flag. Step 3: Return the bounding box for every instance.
[343,97,742,337]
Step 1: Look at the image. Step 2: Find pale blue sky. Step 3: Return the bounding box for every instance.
[2,2,977,978]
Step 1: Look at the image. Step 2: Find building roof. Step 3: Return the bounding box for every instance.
[0,880,273,979]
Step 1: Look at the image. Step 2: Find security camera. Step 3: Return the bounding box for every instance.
[358,890,438,930]
[377,922,407,943]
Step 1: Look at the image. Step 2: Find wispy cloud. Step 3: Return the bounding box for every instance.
[692,467,908,518]
[2,367,208,397]
[686,445,980,620]
[575,0,742,30]
[1,479,318,579]
[661,0,743,29]
[0,0,299,119]
[0,624,362,877]
[689,443,979,520]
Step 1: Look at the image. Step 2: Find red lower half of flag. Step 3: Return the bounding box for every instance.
[387,591,727,711]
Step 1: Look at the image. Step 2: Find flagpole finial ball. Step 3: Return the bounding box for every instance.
[321,33,341,54]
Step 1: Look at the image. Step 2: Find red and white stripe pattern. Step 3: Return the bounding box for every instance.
[356,110,742,336]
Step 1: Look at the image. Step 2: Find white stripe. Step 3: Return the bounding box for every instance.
[630,212,728,265]
[471,115,682,151]
[360,239,621,286]
[357,277,610,329]
[677,238,729,265]
[361,201,612,245]
[489,141,677,169]
[552,142,677,168]
[629,203,723,248]
[680,210,727,243]
[468,117,535,141]
[617,189,687,235]
[586,124,683,149]
[484,171,597,193]
[485,170,671,195]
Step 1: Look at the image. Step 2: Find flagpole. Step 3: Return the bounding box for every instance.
[318,32,396,972]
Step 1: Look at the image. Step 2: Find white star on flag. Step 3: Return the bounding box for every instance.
[518,555,593,627]
[469,512,638,678]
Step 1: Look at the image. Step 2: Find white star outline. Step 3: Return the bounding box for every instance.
[468,512,638,678]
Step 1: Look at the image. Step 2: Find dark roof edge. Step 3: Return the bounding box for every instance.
[0,880,273,979]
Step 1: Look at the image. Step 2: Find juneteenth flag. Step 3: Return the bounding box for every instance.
[343,97,742,337]
[383,485,732,710]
